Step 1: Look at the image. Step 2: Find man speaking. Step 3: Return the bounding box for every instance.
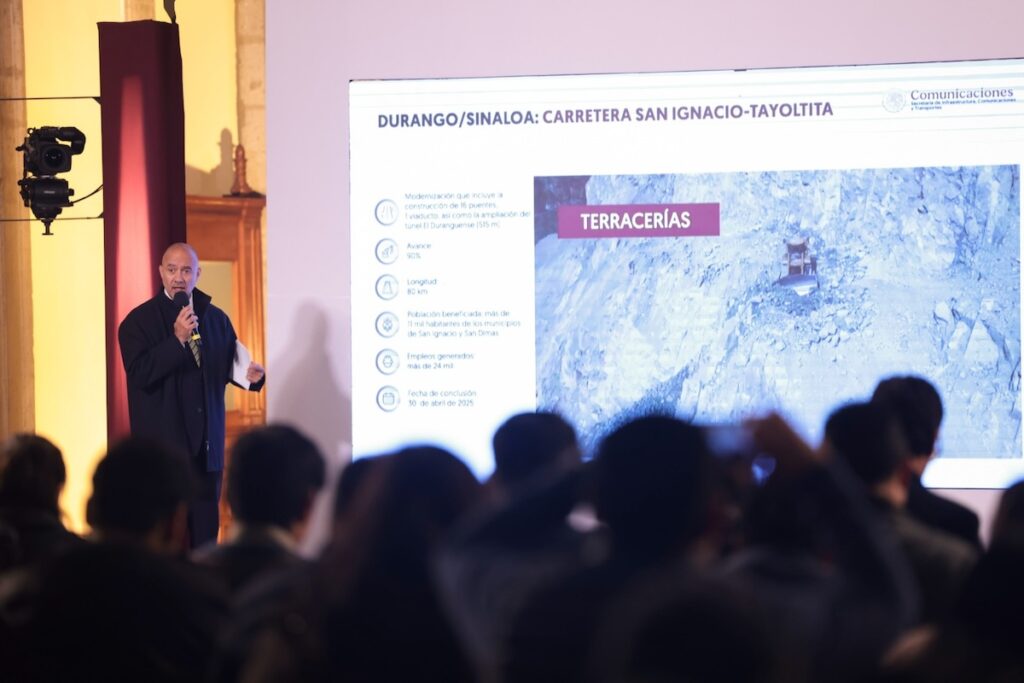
[118,242,265,547]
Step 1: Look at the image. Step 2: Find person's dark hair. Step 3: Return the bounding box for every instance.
[884,541,1024,682]
[227,424,326,528]
[86,436,194,536]
[492,411,579,486]
[952,542,1024,651]
[328,446,481,582]
[592,415,715,556]
[991,479,1024,550]
[368,446,481,565]
[825,402,911,486]
[871,375,944,456]
[333,455,382,521]
[304,446,482,683]
[0,434,66,513]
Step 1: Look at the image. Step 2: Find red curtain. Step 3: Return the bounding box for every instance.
[99,21,186,443]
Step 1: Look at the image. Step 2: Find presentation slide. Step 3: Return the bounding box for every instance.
[349,59,1024,488]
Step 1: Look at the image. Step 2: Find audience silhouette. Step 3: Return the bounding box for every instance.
[872,376,982,548]
[503,416,717,683]
[1,378,1022,682]
[825,402,976,623]
[194,424,325,596]
[2,436,227,682]
[0,434,83,571]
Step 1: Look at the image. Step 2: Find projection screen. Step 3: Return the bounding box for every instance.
[349,58,1024,488]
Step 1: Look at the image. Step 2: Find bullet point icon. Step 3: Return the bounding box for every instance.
[375,238,399,265]
[376,349,399,375]
[376,386,400,412]
[375,274,399,300]
[375,312,399,338]
[375,199,399,226]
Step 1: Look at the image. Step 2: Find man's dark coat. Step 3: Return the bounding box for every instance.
[118,287,264,472]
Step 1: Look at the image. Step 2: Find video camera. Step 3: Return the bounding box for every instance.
[16,126,86,234]
[18,126,86,175]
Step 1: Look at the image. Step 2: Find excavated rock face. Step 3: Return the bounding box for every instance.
[534,166,1021,457]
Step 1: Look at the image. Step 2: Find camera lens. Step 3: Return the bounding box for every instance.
[43,146,68,170]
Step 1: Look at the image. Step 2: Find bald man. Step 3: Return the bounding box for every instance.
[118,243,265,548]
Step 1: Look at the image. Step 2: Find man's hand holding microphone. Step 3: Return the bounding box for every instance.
[172,292,200,345]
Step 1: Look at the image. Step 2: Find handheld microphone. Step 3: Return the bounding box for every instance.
[172,291,202,344]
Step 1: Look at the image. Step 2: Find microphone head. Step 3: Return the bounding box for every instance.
[172,291,190,308]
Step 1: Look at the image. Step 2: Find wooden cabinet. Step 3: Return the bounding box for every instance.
[186,194,266,538]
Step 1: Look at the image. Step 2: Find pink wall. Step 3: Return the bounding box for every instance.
[266,0,1024,542]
